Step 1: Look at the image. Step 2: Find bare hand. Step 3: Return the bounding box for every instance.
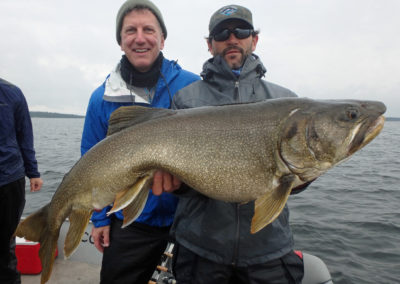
[152,170,181,196]
[91,225,110,253]
[30,177,43,192]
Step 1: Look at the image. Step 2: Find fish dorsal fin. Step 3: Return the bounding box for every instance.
[107,106,177,136]
[251,174,296,234]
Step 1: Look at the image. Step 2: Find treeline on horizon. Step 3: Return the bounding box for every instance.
[30,111,84,118]
[386,117,400,121]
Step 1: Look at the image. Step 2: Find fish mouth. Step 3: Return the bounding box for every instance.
[348,115,385,155]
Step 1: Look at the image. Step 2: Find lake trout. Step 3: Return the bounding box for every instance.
[15,97,385,283]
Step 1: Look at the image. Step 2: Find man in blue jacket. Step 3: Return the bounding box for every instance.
[81,0,199,283]
[0,78,43,284]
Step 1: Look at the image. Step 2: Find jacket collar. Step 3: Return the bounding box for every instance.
[104,58,180,104]
[200,53,266,82]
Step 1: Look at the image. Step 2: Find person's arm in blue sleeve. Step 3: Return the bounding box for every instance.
[81,89,111,226]
[91,207,112,227]
[81,88,114,252]
[81,90,108,156]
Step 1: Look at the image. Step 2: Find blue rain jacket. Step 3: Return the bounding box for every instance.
[81,58,199,228]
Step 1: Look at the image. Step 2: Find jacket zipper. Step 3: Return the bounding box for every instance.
[231,80,240,265]
[234,80,240,101]
[232,203,240,265]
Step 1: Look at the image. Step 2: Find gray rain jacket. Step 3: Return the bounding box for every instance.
[170,54,297,266]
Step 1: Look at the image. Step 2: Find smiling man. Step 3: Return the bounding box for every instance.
[80,0,199,283]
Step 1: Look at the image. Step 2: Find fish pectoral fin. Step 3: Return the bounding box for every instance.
[251,174,296,234]
[108,174,153,215]
[64,208,93,258]
[122,184,150,228]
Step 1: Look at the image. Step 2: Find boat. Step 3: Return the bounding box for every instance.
[18,220,333,283]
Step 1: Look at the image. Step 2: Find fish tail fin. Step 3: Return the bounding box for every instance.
[15,204,59,284]
[251,174,295,234]
[64,208,93,258]
[38,231,59,284]
[15,204,50,241]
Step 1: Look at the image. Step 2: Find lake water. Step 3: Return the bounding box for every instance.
[24,118,400,284]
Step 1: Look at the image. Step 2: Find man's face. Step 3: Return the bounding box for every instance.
[207,20,258,69]
[120,9,165,72]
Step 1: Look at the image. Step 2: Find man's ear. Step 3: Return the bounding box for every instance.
[206,38,214,55]
[160,35,165,50]
[251,34,259,52]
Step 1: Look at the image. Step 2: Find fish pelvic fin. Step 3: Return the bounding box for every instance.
[108,173,153,216]
[122,181,150,228]
[64,208,93,258]
[251,174,296,234]
[107,106,177,136]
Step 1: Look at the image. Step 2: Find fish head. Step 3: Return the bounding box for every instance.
[279,99,386,181]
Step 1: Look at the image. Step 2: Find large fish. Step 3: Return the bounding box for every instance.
[16,97,385,283]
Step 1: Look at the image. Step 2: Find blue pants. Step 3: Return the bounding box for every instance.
[0,178,25,284]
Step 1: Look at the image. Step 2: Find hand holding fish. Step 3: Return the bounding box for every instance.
[152,170,181,196]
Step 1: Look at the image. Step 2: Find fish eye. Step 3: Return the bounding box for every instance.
[347,109,359,120]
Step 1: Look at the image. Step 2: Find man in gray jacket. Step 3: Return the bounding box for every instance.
[153,4,305,283]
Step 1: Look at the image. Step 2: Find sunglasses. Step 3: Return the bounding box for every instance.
[212,28,254,42]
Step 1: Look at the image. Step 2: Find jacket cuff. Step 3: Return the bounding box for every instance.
[92,218,111,228]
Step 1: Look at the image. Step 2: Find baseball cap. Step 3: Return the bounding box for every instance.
[209,5,253,36]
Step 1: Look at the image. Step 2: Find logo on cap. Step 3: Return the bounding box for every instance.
[219,6,237,16]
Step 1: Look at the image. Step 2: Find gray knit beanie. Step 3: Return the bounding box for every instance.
[116,0,167,45]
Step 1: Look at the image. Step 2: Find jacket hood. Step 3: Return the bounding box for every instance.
[200,53,266,82]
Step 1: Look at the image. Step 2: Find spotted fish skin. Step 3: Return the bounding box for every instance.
[15,97,385,283]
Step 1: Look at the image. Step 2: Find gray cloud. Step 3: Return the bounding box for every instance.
[1,0,399,116]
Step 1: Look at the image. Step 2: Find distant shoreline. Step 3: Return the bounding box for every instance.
[30,111,84,118]
[29,111,399,121]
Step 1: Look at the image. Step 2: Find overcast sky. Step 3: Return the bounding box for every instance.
[1,0,399,117]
